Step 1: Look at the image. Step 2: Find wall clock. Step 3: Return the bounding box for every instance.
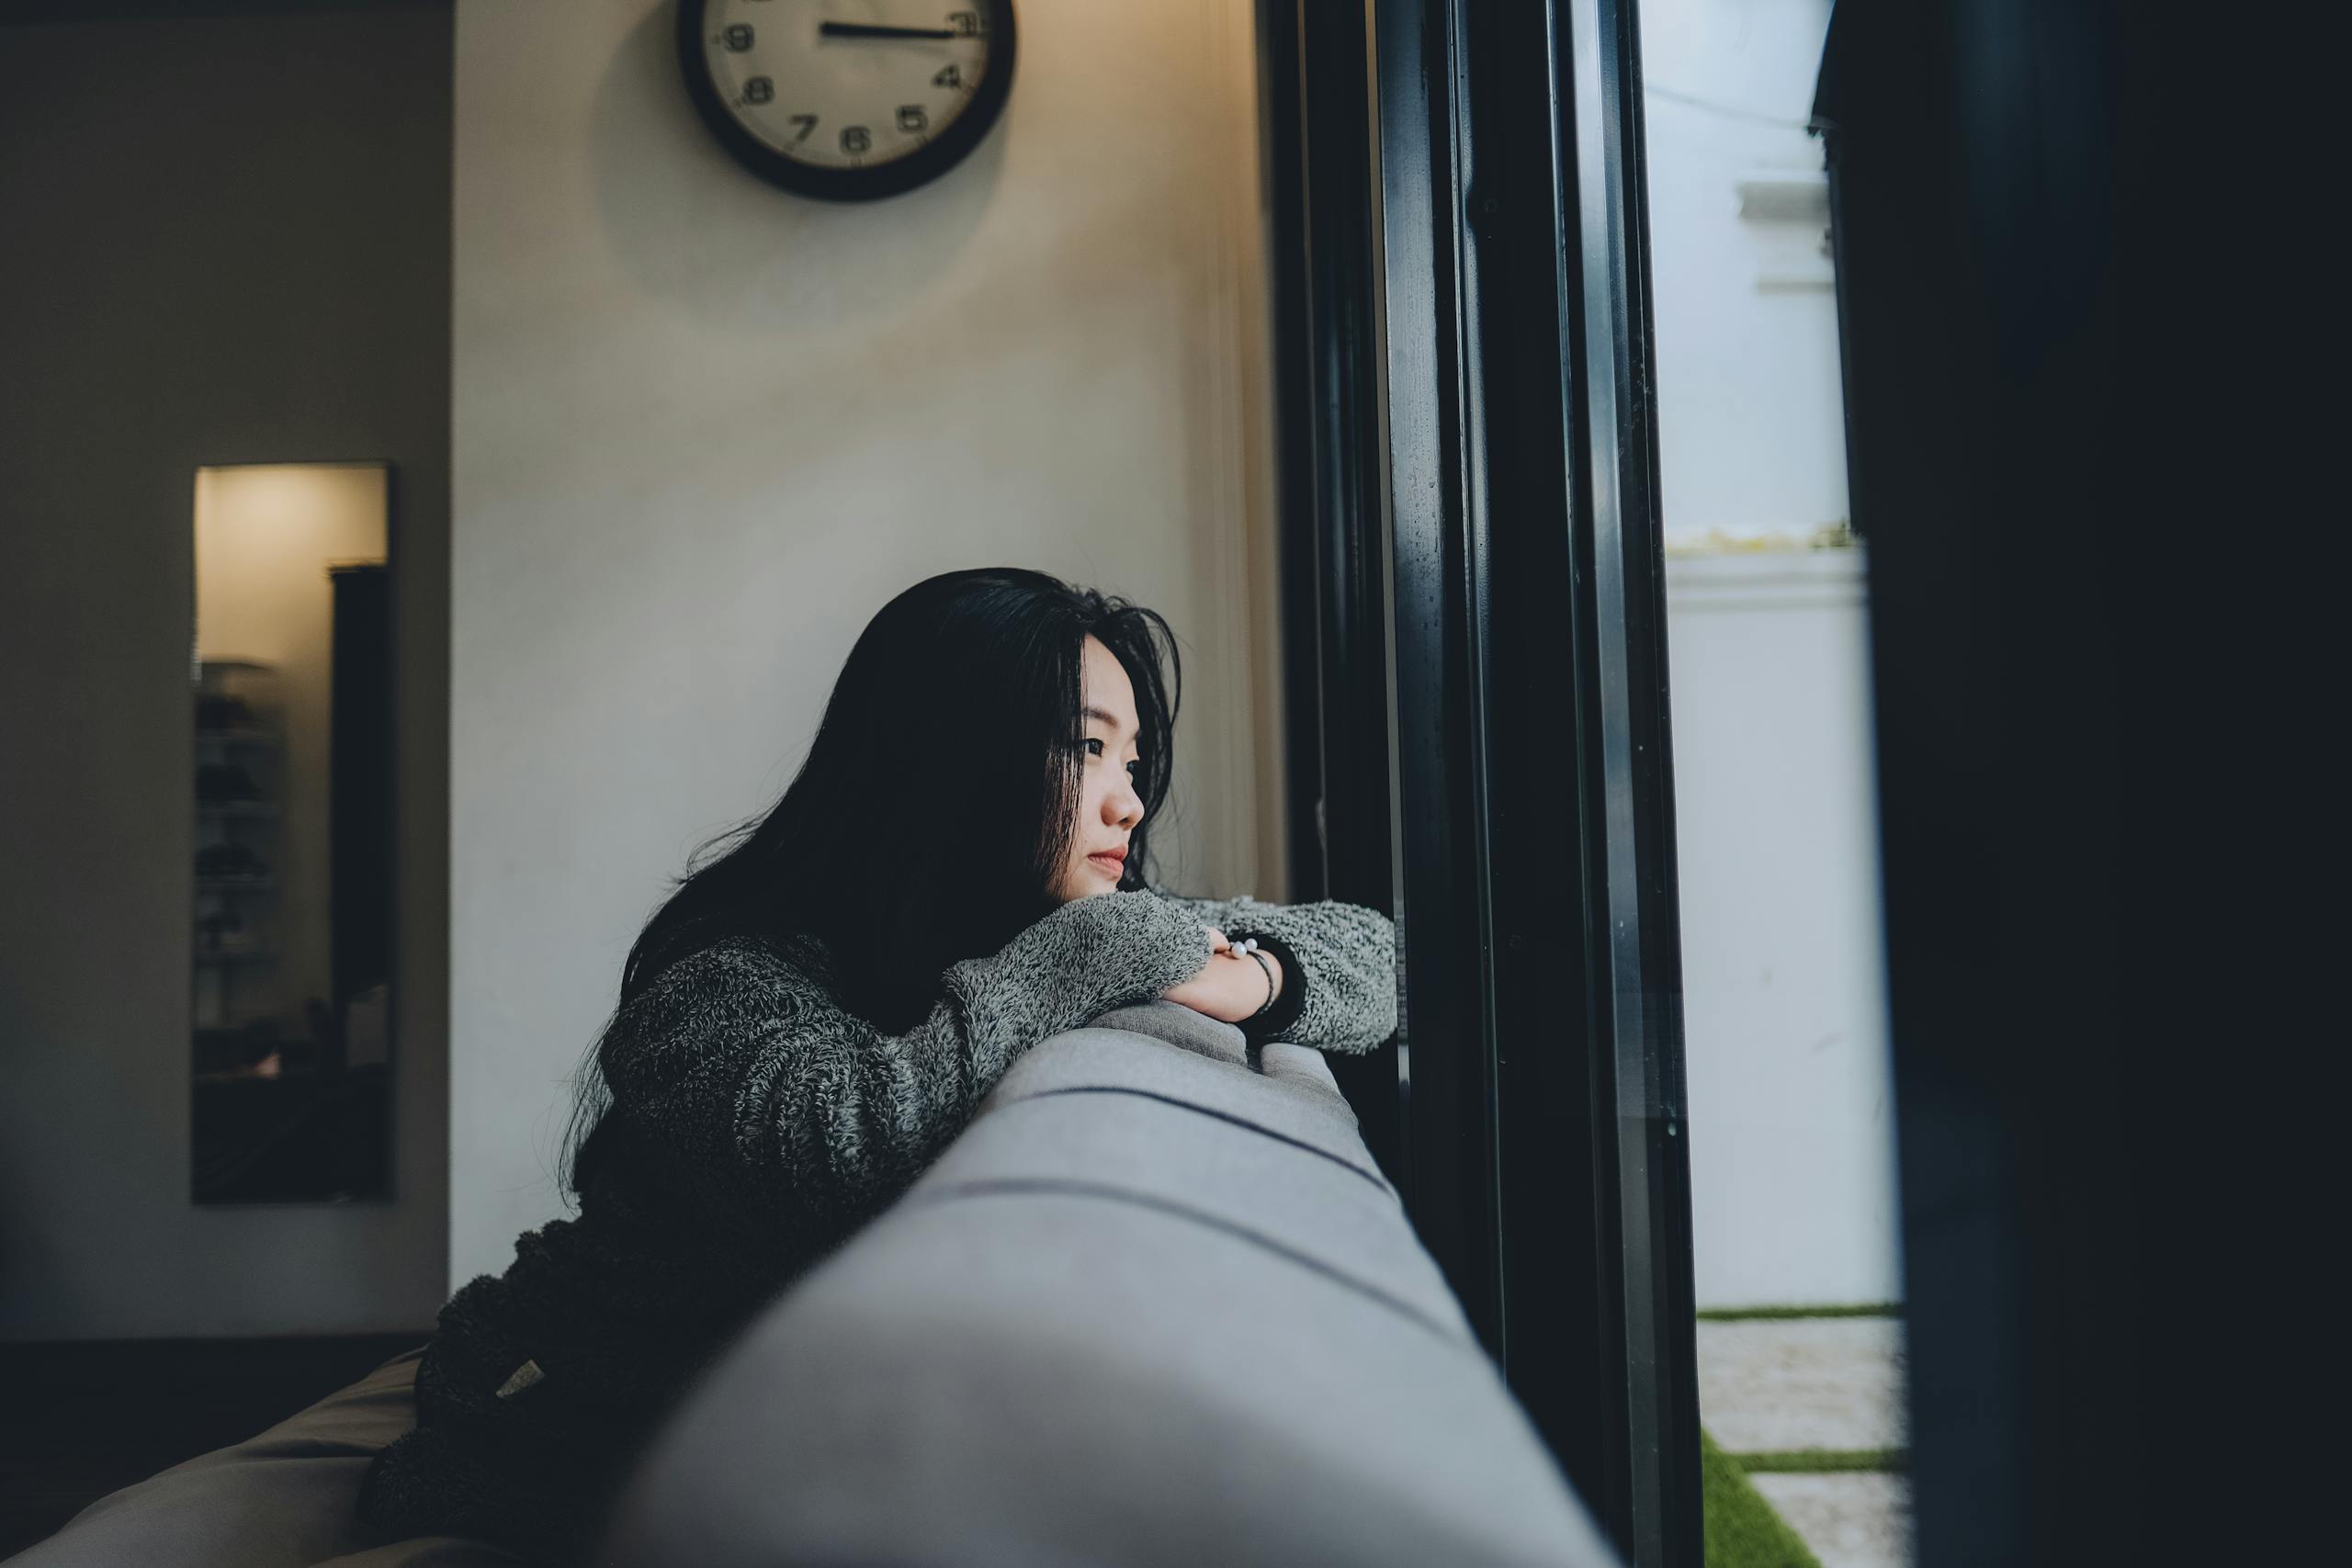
[678,1,1017,201]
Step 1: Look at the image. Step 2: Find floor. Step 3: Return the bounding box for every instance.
[0,1333,427,1559]
[1696,1314,1913,1568]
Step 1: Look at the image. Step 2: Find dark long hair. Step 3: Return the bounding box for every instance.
[560,567,1182,1199]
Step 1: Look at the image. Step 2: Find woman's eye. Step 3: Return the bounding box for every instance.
[1126,760,1142,778]
[1083,738,1106,758]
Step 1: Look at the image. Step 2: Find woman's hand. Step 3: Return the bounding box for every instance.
[1161,926,1284,1024]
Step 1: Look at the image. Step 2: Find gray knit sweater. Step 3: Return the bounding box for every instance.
[357,887,1396,1563]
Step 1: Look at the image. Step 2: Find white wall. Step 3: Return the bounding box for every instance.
[1642,0,1847,548]
[1638,0,1898,1306]
[1666,554,1898,1308]
[448,0,1283,1283]
[0,7,451,1340]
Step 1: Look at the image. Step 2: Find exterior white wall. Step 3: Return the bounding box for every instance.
[448,0,1283,1285]
[1666,554,1898,1308]
[1643,0,1847,549]
[1640,0,1898,1306]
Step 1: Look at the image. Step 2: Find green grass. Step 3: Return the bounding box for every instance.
[1696,1303,1909,1563]
[1695,1303,1902,1322]
[1702,1429,1823,1568]
[1736,1447,1907,1474]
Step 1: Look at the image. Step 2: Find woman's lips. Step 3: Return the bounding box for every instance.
[1088,852,1125,878]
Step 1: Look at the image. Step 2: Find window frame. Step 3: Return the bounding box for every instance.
[1263,0,1702,1561]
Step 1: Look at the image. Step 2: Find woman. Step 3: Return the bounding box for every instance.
[357,567,1398,1563]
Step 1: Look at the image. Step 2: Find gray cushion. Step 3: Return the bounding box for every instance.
[602,1003,1614,1568]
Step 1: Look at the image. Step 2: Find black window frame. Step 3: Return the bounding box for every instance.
[1262,0,1702,1562]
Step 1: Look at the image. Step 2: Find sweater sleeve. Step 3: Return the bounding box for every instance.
[597,889,1216,1243]
[1148,889,1399,1053]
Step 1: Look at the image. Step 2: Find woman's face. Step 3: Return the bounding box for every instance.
[1048,635,1149,904]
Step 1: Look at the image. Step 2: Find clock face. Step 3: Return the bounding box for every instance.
[678,0,1017,201]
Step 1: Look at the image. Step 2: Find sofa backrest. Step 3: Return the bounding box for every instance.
[600,1003,1616,1568]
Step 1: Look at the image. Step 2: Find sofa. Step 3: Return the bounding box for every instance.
[12,1002,1611,1568]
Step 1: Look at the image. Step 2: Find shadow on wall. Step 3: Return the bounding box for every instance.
[589,3,1002,333]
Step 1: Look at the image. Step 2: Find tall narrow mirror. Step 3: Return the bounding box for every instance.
[191,463,393,1204]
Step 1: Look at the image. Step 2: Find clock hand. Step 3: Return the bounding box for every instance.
[819,22,959,39]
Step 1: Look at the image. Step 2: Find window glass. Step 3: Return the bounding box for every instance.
[1636,2,1912,1562]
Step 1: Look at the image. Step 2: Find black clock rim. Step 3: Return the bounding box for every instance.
[676,0,1018,203]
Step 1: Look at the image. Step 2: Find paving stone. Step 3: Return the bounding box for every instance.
[1748,1472,1912,1568]
[1695,1316,1906,1454]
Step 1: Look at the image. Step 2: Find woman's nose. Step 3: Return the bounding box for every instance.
[1108,779,1143,828]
